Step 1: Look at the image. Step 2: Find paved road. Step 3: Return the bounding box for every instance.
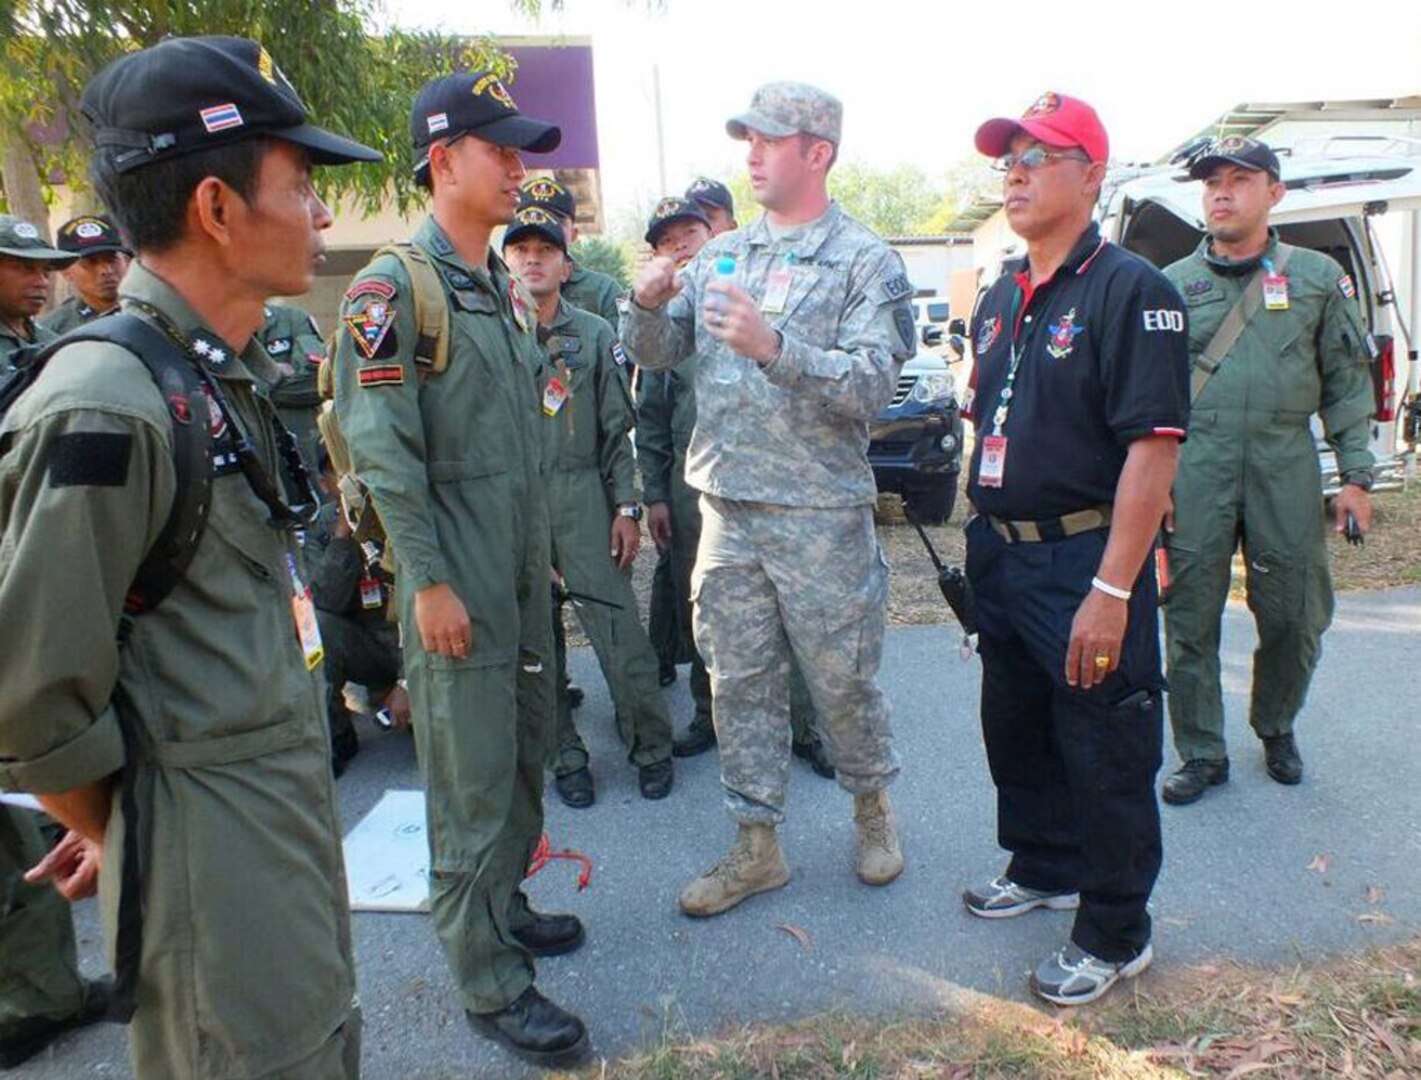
[22,587,1421,1078]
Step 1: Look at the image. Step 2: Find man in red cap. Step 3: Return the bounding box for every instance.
[959,92,1190,1005]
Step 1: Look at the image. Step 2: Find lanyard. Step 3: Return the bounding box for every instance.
[991,287,1029,438]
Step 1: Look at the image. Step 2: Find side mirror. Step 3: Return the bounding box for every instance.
[947,334,966,361]
[920,325,944,348]
[947,317,967,337]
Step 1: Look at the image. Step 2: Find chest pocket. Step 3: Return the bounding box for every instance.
[763,260,849,350]
[1184,291,1228,354]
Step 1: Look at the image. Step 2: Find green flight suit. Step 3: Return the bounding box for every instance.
[0,806,88,1045]
[537,301,673,775]
[332,217,556,1014]
[39,296,116,336]
[561,264,622,328]
[1163,234,1374,762]
[258,301,327,480]
[632,357,822,746]
[0,317,53,366]
[0,263,360,1078]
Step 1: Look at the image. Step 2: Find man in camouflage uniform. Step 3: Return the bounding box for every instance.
[258,300,328,478]
[503,207,675,807]
[39,214,129,335]
[332,72,589,1068]
[517,175,622,326]
[0,215,74,365]
[636,196,834,777]
[1,36,375,1076]
[624,82,914,916]
[0,214,107,1071]
[1161,138,1375,803]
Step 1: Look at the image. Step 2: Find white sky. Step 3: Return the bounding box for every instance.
[385,0,1421,228]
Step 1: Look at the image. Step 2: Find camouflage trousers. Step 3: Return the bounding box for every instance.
[692,495,898,824]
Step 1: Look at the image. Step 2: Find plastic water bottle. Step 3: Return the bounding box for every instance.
[708,255,743,385]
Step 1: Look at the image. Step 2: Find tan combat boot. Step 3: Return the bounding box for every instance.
[678,823,790,917]
[854,790,904,885]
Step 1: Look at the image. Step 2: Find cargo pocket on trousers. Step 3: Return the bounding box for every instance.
[1243,547,1306,626]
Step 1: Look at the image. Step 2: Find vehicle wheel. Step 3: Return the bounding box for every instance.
[902,479,956,526]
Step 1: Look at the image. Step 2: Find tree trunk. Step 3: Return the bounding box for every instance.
[1,125,50,239]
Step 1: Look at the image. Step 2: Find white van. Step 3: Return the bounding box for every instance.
[1103,152,1421,492]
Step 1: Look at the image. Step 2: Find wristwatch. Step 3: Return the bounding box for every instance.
[1341,469,1374,492]
[617,503,644,521]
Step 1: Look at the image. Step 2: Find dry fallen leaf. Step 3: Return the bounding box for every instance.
[1364,883,1385,904]
[1357,912,1396,925]
[1307,853,1331,873]
[774,922,812,949]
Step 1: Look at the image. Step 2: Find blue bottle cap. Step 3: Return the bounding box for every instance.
[713,255,736,276]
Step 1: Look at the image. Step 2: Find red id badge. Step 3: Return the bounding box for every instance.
[1262,272,1289,310]
[978,434,1008,488]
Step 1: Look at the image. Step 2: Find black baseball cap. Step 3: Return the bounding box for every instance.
[518,176,576,220]
[56,214,130,257]
[411,72,561,180]
[645,197,711,246]
[81,36,381,174]
[1187,135,1281,180]
[503,206,568,253]
[685,176,734,216]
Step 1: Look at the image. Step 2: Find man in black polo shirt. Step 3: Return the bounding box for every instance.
[960,92,1189,1006]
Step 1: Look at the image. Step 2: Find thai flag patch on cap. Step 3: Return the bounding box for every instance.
[200,103,244,133]
[427,112,449,135]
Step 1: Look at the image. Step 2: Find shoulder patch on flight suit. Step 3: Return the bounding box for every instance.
[48,432,132,487]
[345,278,395,302]
[356,363,405,388]
[344,294,398,360]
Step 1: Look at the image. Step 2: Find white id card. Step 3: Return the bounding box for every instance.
[978,434,1008,488]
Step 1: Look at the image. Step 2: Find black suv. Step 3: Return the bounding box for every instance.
[868,326,965,524]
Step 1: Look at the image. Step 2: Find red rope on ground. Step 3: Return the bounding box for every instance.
[525,832,593,891]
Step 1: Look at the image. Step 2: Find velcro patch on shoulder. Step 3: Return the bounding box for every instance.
[612,342,628,366]
[893,305,916,352]
[357,364,405,388]
[872,273,913,305]
[1338,274,1356,299]
[48,431,132,488]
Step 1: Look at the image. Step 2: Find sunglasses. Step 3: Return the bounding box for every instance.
[992,146,1091,172]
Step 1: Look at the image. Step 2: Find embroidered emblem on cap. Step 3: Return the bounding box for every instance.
[200,103,244,133]
[472,73,515,110]
[1025,92,1060,118]
[1214,134,1250,154]
[344,300,397,359]
[257,46,276,85]
[524,179,564,200]
[653,198,682,219]
[74,220,104,239]
[517,207,560,226]
[976,314,1001,355]
[427,112,449,135]
[13,222,38,239]
[1046,307,1085,359]
[1338,274,1356,299]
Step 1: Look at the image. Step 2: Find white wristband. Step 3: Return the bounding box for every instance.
[1091,576,1131,601]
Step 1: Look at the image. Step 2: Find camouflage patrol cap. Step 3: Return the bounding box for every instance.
[727,82,842,145]
[518,175,576,220]
[56,214,131,257]
[0,214,76,267]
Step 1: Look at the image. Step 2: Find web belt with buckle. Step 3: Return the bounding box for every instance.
[985,504,1113,544]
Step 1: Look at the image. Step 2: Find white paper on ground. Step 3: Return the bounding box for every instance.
[342,788,430,912]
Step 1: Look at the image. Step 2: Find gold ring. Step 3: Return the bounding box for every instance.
[1093,654,1110,668]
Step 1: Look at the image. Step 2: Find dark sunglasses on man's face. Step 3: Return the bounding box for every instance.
[992,146,1090,173]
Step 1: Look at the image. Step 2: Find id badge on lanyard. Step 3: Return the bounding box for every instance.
[286,552,325,670]
[1262,257,1289,311]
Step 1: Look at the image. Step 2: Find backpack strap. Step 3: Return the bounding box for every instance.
[374,242,450,377]
[1191,244,1295,402]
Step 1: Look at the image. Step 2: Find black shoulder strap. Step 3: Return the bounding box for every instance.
[26,313,213,616]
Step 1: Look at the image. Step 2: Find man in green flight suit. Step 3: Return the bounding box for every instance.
[0,214,74,364]
[635,195,834,777]
[503,206,675,807]
[1161,137,1375,804]
[0,36,376,1077]
[517,175,622,326]
[258,300,328,478]
[39,214,130,335]
[0,215,108,1070]
[332,72,590,1069]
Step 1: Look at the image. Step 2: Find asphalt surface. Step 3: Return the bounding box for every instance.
[21,586,1421,1078]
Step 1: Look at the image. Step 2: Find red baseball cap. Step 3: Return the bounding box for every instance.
[975,91,1109,164]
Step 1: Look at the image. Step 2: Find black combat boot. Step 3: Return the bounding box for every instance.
[466,985,590,1067]
[672,716,716,757]
[1161,758,1230,805]
[1262,735,1303,784]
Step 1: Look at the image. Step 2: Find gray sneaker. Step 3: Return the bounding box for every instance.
[1030,942,1154,1006]
[962,875,1080,919]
